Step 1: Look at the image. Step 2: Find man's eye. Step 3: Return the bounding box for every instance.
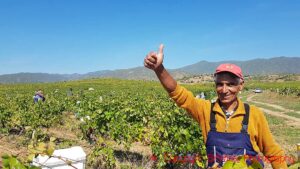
[228,83,237,87]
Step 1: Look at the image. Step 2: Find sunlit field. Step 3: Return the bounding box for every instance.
[0,78,299,168]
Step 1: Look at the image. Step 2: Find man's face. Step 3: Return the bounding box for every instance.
[215,73,244,105]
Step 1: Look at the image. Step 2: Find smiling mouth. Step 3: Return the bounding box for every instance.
[221,96,231,99]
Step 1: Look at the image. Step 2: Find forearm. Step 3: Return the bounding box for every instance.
[154,65,177,93]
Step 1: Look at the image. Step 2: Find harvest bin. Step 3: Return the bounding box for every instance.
[32,146,86,169]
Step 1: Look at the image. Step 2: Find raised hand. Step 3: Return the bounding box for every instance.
[143,44,176,92]
[144,44,164,70]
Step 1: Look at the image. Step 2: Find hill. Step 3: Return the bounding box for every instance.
[179,56,300,75]
[0,56,299,83]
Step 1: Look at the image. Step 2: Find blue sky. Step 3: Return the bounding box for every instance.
[0,0,299,75]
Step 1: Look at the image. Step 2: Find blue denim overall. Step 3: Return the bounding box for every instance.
[206,103,264,168]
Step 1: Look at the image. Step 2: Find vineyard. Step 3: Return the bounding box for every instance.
[245,81,300,96]
[0,78,299,168]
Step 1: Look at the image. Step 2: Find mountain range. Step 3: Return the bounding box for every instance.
[0,56,299,83]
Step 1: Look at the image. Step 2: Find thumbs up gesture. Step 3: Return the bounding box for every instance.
[144,44,164,70]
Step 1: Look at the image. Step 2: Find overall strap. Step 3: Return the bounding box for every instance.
[241,103,250,133]
[210,102,217,131]
[210,102,250,133]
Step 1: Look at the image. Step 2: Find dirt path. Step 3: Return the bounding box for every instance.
[246,94,300,127]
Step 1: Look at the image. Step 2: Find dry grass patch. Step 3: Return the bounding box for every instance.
[253,91,300,111]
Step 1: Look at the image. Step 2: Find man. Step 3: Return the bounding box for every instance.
[144,44,287,169]
[33,89,45,103]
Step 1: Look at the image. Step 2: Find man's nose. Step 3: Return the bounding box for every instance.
[221,84,229,93]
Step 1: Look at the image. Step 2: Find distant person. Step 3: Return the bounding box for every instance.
[200,92,206,99]
[144,44,287,169]
[33,89,45,103]
[195,92,205,99]
[67,88,73,97]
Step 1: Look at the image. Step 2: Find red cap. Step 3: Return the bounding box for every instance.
[215,63,244,81]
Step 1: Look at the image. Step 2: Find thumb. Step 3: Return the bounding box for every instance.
[154,44,164,69]
[158,44,164,55]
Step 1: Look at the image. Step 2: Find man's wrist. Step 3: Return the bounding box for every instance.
[154,64,164,73]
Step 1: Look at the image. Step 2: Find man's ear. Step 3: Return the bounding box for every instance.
[239,80,244,91]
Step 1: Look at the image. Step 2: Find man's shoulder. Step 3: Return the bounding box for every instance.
[247,104,265,117]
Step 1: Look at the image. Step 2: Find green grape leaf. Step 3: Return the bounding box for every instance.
[223,160,234,169]
[27,154,35,162]
[50,137,56,142]
[249,159,263,169]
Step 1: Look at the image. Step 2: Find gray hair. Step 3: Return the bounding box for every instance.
[214,72,243,84]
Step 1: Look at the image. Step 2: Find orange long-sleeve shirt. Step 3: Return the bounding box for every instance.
[169,84,287,169]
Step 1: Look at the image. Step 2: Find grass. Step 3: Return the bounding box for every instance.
[265,114,286,125]
[241,90,300,156]
[265,114,300,154]
[247,101,280,112]
[286,112,300,119]
[252,91,300,112]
